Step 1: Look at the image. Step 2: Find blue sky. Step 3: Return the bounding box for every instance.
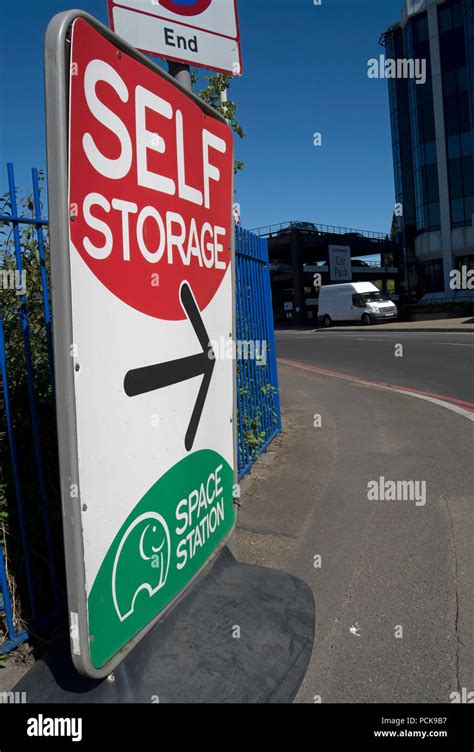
[0,0,402,234]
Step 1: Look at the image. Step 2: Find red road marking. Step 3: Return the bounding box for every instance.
[278,357,474,413]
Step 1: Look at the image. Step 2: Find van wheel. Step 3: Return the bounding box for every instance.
[322,315,332,328]
[361,313,372,326]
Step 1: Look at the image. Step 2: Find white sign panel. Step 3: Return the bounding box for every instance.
[108,0,242,76]
[329,245,352,282]
[48,16,236,678]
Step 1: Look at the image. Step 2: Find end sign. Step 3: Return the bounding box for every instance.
[46,13,235,677]
[108,0,242,76]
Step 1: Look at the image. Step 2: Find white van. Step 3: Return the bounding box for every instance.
[318,282,398,327]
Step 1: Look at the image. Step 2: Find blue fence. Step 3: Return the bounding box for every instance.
[235,227,281,479]
[0,164,64,655]
[0,163,280,654]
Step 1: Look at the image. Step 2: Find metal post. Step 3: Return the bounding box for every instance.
[220,86,228,112]
[0,544,16,640]
[167,60,192,92]
[290,230,306,325]
[32,167,55,392]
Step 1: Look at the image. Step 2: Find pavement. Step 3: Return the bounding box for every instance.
[2,322,472,702]
[0,644,34,692]
[236,359,474,703]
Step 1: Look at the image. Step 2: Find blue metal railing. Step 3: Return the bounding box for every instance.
[0,543,28,653]
[300,260,398,272]
[235,227,281,480]
[251,220,394,241]
[0,163,63,655]
[0,165,281,653]
[5,164,60,604]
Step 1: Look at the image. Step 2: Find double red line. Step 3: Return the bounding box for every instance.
[278,358,474,414]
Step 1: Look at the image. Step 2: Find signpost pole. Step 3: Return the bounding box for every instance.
[167,60,192,92]
[220,86,228,109]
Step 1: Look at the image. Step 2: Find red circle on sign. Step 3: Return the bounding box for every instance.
[159,0,212,16]
[69,19,232,322]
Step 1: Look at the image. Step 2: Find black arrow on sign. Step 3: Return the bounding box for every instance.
[123,283,216,453]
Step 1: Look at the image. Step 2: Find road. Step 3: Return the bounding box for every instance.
[237,330,474,702]
[275,330,474,405]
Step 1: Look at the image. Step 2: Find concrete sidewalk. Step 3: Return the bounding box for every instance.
[236,362,474,703]
[320,317,474,333]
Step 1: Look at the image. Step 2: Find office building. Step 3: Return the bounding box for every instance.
[382,0,474,298]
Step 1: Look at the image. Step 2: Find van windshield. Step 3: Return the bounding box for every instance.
[360,291,386,303]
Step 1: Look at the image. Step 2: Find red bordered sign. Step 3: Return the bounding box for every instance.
[47,12,236,679]
[108,0,243,76]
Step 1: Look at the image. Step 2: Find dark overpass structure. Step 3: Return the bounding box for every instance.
[251,221,402,325]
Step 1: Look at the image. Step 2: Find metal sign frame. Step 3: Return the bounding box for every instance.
[44,9,237,679]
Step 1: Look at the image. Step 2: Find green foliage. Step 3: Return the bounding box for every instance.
[235,278,280,466]
[237,356,280,468]
[192,69,245,174]
[242,413,266,458]
[0,175,63,627]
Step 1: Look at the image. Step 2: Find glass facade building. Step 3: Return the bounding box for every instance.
[383,0,474,297]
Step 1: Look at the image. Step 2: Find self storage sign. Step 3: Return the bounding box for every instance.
[49,16,235,677]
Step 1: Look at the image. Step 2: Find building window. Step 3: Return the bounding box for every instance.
[465,195,474,220]
[461,131,472,156]
[449,132,474,158]
[448,134,461,158]
[424,164,439,203]
[422,260,444,293]
[428,202,441,228]
[456,255,474,270]
[451,197,465,224]
[439,3,469,229]
[449,195,474,226]
[444,91,470,135]
[441,29,466,73]
[439,1,465,34]
[424,140,437,164]
[463,157,474,195]
[413,13,429,43]
[443,68,468,97]
[448,158,463,198]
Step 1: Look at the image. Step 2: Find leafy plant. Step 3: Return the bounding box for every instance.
[0,175,64,641]
[192,69,245,174]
